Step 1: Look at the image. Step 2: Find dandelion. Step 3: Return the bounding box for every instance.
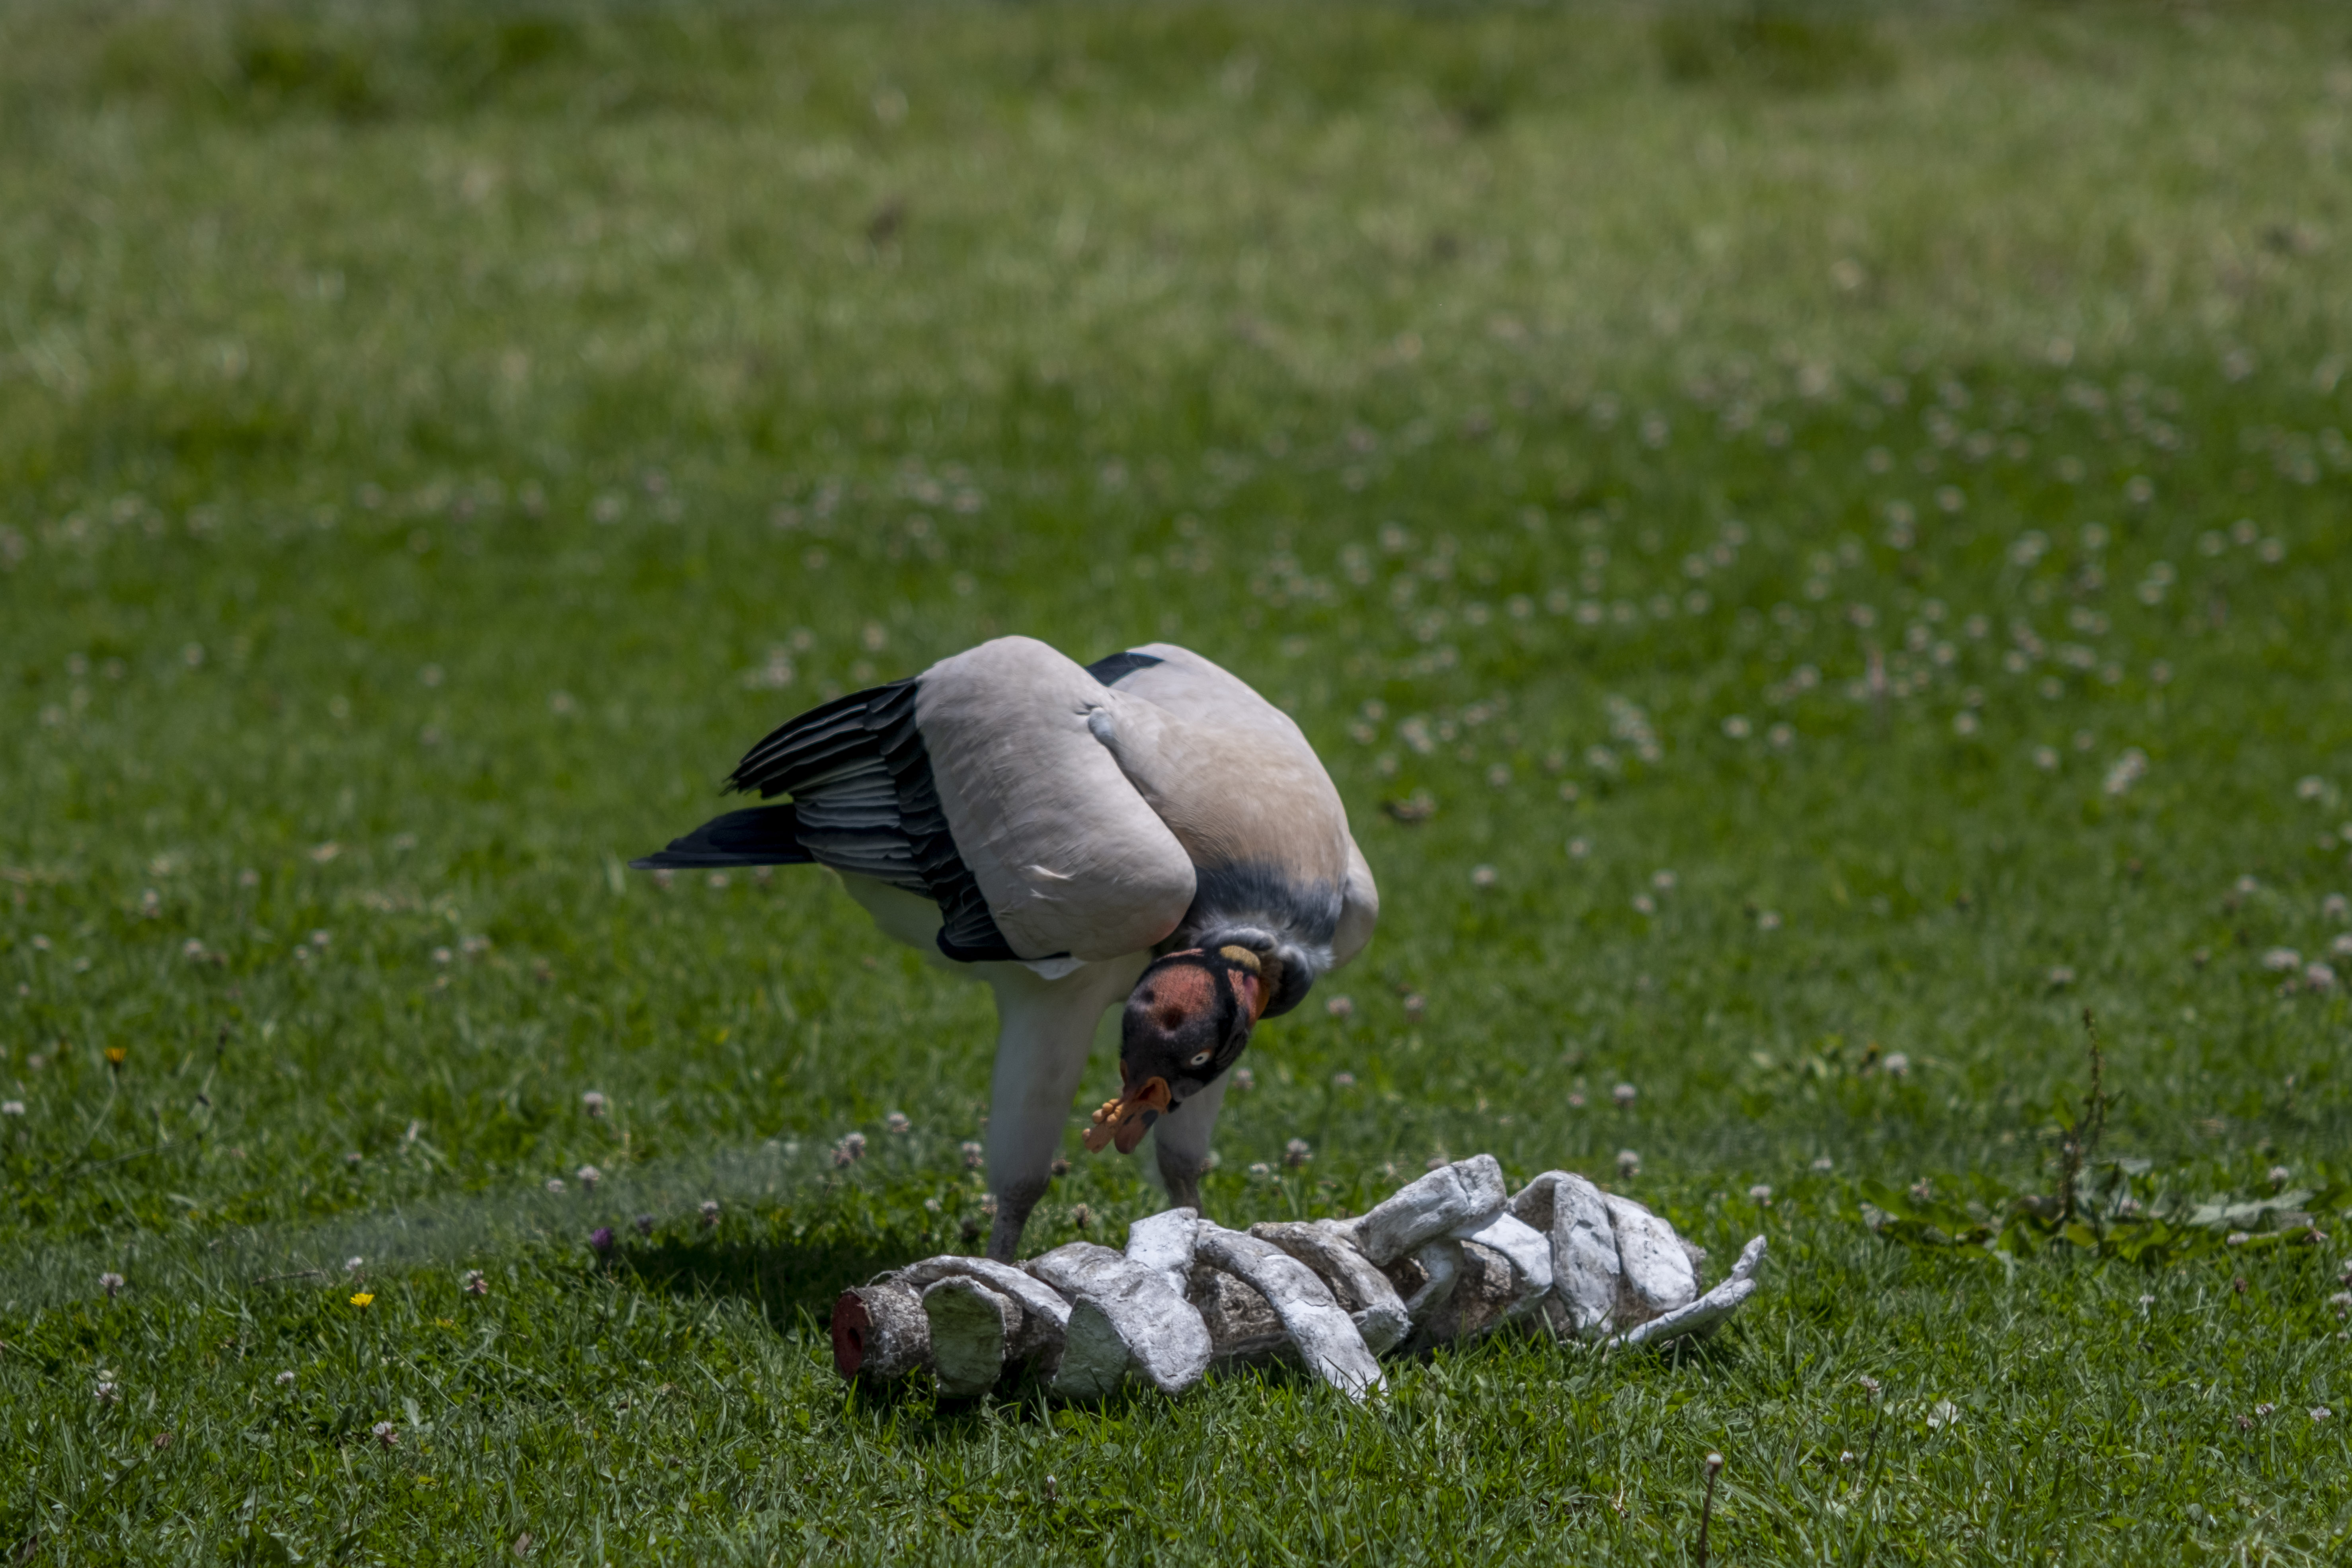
[1748,1184,1773,1205]
[372,1421,398,1449]
[590,1227,613,1255]
[576,1164,601,1190]
[1613,1083,1637,1108]
[960,1139,984,1169]
[349,1292,374,1308]
[1884,1053,1911,1078]
[463,1270,488,1297]
[275,1370,296,1387]
[1617,1149,1641,1177]
[1324,995,1354,1019]
[99,1272,124,1299]
[581,1091,608,1117]
[2262,948,2301,973]
[885,1111,911,1134]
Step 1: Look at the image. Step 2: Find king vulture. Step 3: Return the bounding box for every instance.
[634,637,1378,1260]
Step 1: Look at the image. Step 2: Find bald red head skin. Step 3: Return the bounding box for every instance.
[1083,948,1267,1154]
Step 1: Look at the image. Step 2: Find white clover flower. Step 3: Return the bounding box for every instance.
[1884,1053,1911,1078]
[1748,1184,1773,1205]
[1616,1149,1641,1177]
[275,1370,296,1387]
[2262,948,2301,973]
[576,1164,601,1190]
[2,1101,23,1116]
[2305,963,2337,992]
[885,1111,911,1134]
[960,1140,984,1170]
[372,1421,398,1448]
[545,1178,565,1194]
[580,1091,608,1117]
[1613,1083,1638,1108]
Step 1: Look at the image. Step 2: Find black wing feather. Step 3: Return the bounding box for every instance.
[634,677,1018,962]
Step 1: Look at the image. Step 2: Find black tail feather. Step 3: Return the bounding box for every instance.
[630,805,813,870]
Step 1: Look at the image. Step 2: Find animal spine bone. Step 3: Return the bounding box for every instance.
[831,1156,1765,1401]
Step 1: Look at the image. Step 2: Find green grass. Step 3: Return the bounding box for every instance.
[4,0,2352,1560]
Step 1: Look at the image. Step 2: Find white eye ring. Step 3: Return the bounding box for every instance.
[1187,1050,1213,1069]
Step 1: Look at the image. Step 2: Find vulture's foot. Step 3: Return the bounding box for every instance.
[985,1178,1046,1264]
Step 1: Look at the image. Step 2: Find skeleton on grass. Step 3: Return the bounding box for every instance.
[833,1155,1769,1402]
[636,637,1376,1260]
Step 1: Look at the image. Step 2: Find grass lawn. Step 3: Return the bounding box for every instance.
[4,0,2352,1560]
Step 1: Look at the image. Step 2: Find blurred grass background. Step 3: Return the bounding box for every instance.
[4,2,2352,1561]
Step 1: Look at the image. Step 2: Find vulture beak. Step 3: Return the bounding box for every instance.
[1084,1073,1172,1154]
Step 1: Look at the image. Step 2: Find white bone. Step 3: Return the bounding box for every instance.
[1611,1237,1767,1348]
[1349,1154,1508,1266]
[899,1254,1073,1367]
[1028,1241,1211,1396]
[922,1277,1018,1397]
[1250,1219,1412,1355]
[1195,1221,1385,1398]
[1511,1171,1623,1340]
[832,1277,931,1380]
[1603,1194,1699,1326]
[1124,1206,1200,1296]
[1451,1210,1554,1320]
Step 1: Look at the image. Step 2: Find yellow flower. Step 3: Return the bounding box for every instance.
[103,1047,127,1066]
[349,1292,375,1308]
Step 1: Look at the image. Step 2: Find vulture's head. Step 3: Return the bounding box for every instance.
[1084,946,1270,1155]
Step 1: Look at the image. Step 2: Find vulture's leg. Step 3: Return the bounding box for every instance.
[979,955,1147,1262]
[1148,1072,1231,1215]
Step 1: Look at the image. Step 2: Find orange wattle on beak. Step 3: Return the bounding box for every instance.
[1082,1076,1172,1155]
